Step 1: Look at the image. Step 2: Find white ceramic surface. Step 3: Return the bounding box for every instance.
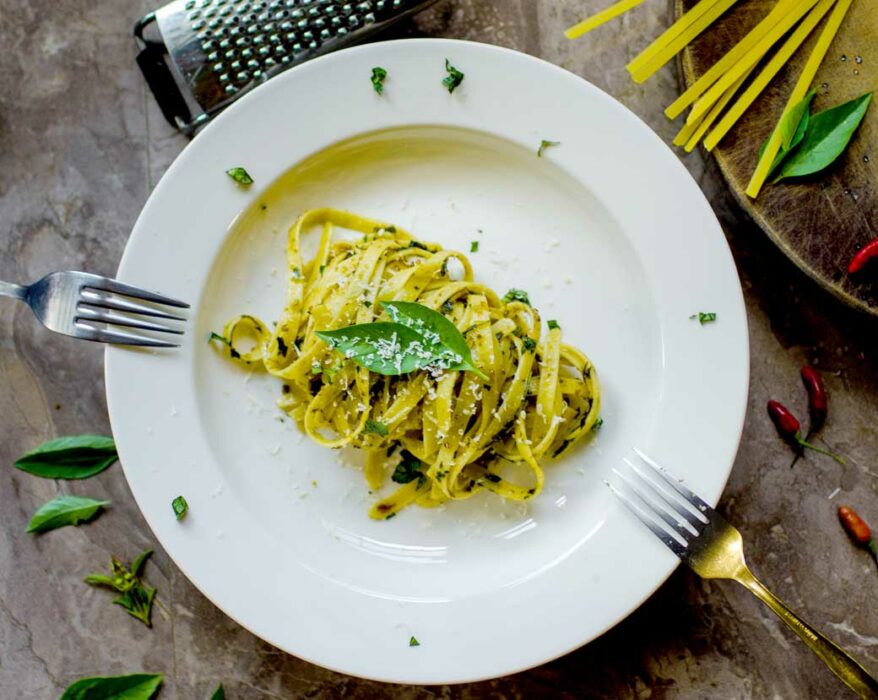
[105,39,749,684]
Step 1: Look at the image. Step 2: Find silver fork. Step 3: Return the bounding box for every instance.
[0,272,188,348]
[611,449,878,699]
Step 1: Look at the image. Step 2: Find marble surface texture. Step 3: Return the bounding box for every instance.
[2,0,878,698]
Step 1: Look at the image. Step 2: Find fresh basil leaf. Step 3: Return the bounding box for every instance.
[317,322,431,376]
[131,549,153,578]
[537,140,560,157]
[14,435,117,479]
[371,66,387,95]
[83,573,117,588]
[392,450,423,484]
[114,584,157,627]
[774,92,873,181]
[780,89,816,151]
[211,684,226,700]
[60,673,163,700]
[381,301,489,381]
[364,419,389,437]
[26,495,109,534]
[172,496,188,521]
[442,59,464,94]
[226,167,254,185]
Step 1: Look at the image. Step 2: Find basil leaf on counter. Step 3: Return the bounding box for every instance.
[774,92,872,182]
[226,167,254,185]
[172,496,188,521]
[780,89,816,151]
[85,549,156,628]
[211,684,226,700]
[14,435,117,479]
[26,495,110,534]
[442,59,464,94]
[60,673,163,700]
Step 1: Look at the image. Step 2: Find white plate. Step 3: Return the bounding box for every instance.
[106,39,748,684]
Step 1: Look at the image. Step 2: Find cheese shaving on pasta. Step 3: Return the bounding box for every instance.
[215,208,601,519]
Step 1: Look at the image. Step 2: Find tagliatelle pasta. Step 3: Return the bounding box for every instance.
[214,208,601,519]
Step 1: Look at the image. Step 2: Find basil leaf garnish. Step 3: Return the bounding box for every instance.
[26,495,110,534]
[774,92,872,182]
[14,435,117,479]
[60,673,163,700]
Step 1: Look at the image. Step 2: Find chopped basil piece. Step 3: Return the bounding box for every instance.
[523,337,537,352]
[538,140,560,157]
[319,264,326,275]
[371,66,388,94]
[409,636,420,647]
[364,419,389,436]
[392,450,423,484]
[209,332,230,346]
[442,58,464,94]
[442,300,454,315]
[172,496,188,521]
[470,241,479,253]
[502,288,531,305]
[592,417,604,432]
[291,266,302,279]
[277,336,288,357]
[690,312,717,325]
[547,320,560,330]
[225,167,254,185]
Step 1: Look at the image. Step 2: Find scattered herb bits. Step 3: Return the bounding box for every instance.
[60,673,163,700]
[26,495,110,534]
[172,495,188,521]
[14,435,118,480]
[442,58,465,94]
[470,241,479,253]
[84,549,157,627]
[547,319,560,330]
[392,450,423,484]
[364,419,389,437]
[371,66,388,94]
[409,636,420,647]
[226,167,254,186]
[538,140,560,157]
[689,312,717,325]
[502,289,531,305]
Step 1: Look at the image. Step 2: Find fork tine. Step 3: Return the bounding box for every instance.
[634,448,712,515]
[82,277,189,308]
[80,291,187,320]
[615,468,698,540]
[74,323,180,348]
[76,306,184,335]
[624,458,708,527]
[606,480,687,557]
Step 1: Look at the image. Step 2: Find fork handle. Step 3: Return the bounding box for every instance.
[737,567,878,699]
[0,281,26,301]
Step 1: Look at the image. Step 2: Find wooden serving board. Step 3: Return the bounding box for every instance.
[674,0,877,314]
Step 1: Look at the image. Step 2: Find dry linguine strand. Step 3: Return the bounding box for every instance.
[216,208,601,519]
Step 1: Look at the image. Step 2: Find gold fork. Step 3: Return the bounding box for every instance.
[611,449,878,699]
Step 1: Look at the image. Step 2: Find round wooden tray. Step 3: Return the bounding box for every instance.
[674,0,876,315]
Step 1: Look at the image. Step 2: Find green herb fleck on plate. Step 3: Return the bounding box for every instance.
[442,58,464,94]
[689,312,717,325]
[409,636,420,647]
[592,417,604,432]
[225,167,254,185]
[547,319,560,330]
[538,140,560,157]
[172,496,188,521]
[371,66,388,94]
[470,240,479,253]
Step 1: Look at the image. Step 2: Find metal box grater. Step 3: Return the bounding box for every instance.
[135,0,439,134]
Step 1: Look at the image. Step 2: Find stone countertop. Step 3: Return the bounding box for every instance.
[2,1,877,698]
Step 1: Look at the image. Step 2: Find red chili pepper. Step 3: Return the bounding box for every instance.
[838,505,878,567]
[848,239,878,274]
[800,366,827,434]
[766,400,845,466]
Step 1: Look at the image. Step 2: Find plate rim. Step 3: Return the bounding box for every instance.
[106,37,750,684]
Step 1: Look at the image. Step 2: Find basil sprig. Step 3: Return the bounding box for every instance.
[759,91,872,183]
[26,495,109,534]
[85,549,157,627]
[60,673,163,700]
[14,435,117,479]
[316,301,488,381]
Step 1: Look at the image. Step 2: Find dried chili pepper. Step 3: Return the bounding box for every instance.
[800,366,828,434]
[848,239,878,274]
[838,505,878,567]
[766,400,845,465]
